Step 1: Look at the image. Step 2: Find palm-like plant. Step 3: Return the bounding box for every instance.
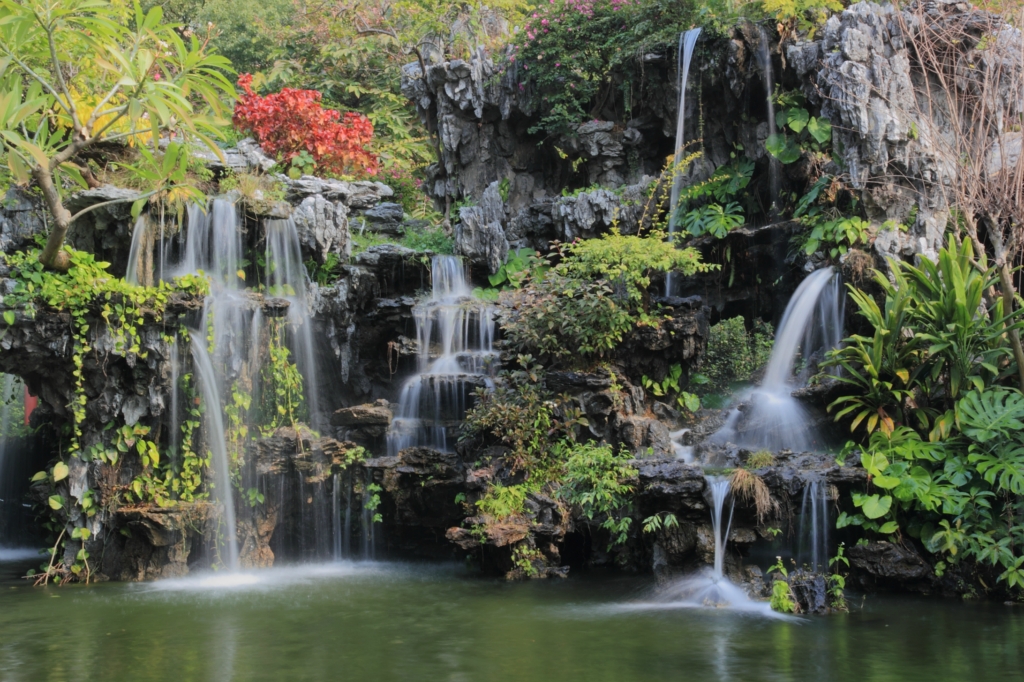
[0,0,235,270]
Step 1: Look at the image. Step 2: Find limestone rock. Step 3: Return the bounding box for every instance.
[291,194,351,263]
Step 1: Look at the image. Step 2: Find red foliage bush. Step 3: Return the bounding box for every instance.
[233,74,378,176]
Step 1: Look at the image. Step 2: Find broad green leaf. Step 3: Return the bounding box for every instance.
[860,494,892,519]
[807,116,832,144]
[52,462,69,482]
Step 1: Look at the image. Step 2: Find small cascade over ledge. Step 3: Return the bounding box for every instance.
[712,267,844,452]
[387,256,497,456]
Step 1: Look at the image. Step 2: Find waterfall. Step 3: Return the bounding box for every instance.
[332,473,342,561]
[386,255,497,457]
[189,338,240,572]
[716,267,844,452]
[753,25,781,217]
[670,428,694,463]
[708,475,734,580]
[265,218,321,426]
[665,27,703,296]
[798,478,830,573]
[650,475,780,615]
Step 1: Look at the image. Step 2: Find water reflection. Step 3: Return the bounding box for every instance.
[0,563,1021,682]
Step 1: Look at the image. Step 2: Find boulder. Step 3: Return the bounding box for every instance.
[331,401,393,427]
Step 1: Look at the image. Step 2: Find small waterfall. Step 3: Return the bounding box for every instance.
[717,267,844,452]
[708,476,734,580]
[798,478,830,574]
[332,473,342,561]
[753,25,780,217]
[265,218,321,426]
[665,27,703,296]
[670,428,694,463]
[386,255,497,456]
[650,475,780,615]
[189,338,239,571]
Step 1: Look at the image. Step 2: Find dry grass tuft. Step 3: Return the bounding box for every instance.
[730,468,780,525]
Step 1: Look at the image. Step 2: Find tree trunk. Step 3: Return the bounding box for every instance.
[33,167,72,272]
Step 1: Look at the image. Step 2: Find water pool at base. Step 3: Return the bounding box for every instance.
[1,558,1021,682]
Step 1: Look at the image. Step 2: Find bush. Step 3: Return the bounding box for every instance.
[700,316,774,393]
[498,230,713,366]
[233,74,377,177]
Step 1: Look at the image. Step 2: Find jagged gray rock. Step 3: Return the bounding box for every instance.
[455,181,508,273]
[0,188,47,254]
[291,194,351,263]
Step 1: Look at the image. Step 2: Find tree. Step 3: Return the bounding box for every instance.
[0,0,235,270]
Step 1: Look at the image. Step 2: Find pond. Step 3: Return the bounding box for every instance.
[1,556,1021,682]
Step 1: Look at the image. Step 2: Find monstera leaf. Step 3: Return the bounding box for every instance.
[956,388,1024,443]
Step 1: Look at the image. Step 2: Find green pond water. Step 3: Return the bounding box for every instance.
[1,557,1022,682]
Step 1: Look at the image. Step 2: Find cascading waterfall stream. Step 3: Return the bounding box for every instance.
[708,476,734,580]
[714,267,844,452]
[265,218,321,426]
[665,27,703,296]
[386,255,497,457]
[753,25,781,217]
[189,338,240,572]
[798,478,831,574]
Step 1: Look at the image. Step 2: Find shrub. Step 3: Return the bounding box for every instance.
[700,316,774,393]
[498,230,713,366]
[233,74,377,177]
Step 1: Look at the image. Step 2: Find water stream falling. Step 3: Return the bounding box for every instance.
[189,338,240,571]
[665,27,703,296]
[649,476,777,615]
[798,477,831,573]
[386,255,497,456]
[714,267,844,452]
[265,218,321,426]
[753,25,781,217]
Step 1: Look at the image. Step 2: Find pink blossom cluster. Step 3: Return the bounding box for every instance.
[520,0,637,44]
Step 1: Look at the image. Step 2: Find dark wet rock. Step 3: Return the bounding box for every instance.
[100,505,209,581]
[331,401,393,427]
[789,571,831,615]
[0,187,47,254]
[262,297,291,318]
[848,540,937,592]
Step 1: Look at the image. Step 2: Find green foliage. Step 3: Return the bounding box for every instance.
[826,237,1017,436]
[761,0,843,38]
[555,440,637,548]
[259,318,307,433]
[641,364,701,414]
[828,543,849,610]
[558,229,710,304]
[767,556,798,613]
[476,483,531,520]
[747,450,775,469]
[199,0,297,74]
[400,224,454,255]
[641,511,679,534]
[305,252,344,287]
[802,216,871,259]
[700,316,774,393]
[0,0,235,264]
[474,248,549,301]
[462,358,584,472]
[512,0,701,136]
[682,202,744,239]
[498,229,712,366]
